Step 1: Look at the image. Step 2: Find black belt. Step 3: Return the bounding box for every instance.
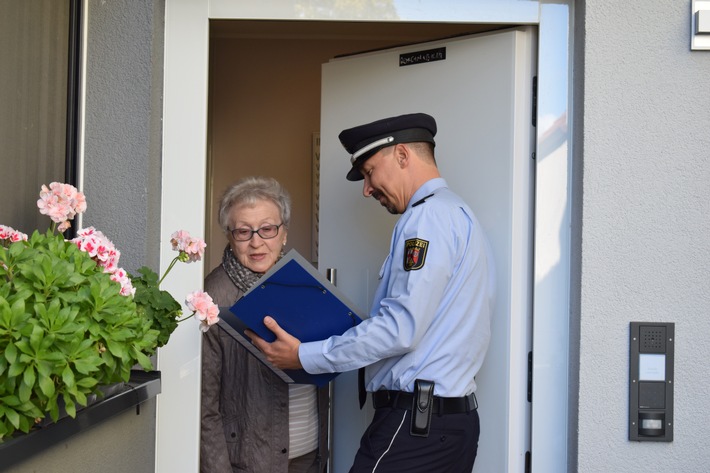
[372,390,477,415]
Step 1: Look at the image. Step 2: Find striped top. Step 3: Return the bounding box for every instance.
[288,384,318,459]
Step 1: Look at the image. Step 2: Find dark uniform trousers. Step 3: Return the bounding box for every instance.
[349,405,480,473]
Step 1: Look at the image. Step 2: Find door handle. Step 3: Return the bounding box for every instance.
[326,268,337,286]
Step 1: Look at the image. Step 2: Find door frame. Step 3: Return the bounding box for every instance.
[159,1,575,472]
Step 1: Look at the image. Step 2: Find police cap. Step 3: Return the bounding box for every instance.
[339,113,437,181]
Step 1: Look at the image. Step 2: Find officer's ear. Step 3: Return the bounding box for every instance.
[393,144,409,169]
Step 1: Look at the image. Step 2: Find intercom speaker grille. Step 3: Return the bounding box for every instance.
[639,326,666,353]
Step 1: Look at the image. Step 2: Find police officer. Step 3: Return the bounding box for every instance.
[249,112,496,472]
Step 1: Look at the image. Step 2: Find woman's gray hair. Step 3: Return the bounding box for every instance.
[217,176,291,233]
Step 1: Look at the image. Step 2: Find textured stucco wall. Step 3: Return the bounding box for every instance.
[83,0,164,273]
[576,1,710,471]
[5,399,157,473]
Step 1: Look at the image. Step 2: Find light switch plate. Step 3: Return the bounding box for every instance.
[697,10,710,34]
[692,0,710,49]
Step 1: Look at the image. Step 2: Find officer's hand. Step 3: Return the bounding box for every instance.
[246,316,303,370]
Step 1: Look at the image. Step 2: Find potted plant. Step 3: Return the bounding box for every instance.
[0,183,218,441]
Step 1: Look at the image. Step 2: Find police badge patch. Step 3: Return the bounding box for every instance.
[404,238,429,271]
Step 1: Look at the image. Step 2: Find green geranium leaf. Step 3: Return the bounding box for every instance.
[47,396,59,422]
[0,297,27,332]
[3,406,20,429]
[62,364,76,388]
[8,362,25,378]
[29,324,44,353]
[36,360,52,377]
[22,364,36,389]
[100,351,116,372]
[18,380,32,403]
[135,266,160,285]
[0,298,11,328]
[17,414,32,434]
[132,348,154,371]
[75,377,99,389]
[14,339,32,356]
[42,351,66,362]
[63,395,76,418]
[38,373,55,397]
[110,328,135,342]
[73,357,101,375]
[117,364,131,382]
[4,343,17,364]
[9,240,27,257]
[1,395,20,407]
[74,390,88,407]
[19,399,44,416]
[105,340,127,360]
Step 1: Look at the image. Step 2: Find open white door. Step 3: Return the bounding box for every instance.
[319,27,537,472]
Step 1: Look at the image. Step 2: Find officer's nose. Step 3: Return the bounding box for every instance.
[362,176,374,197]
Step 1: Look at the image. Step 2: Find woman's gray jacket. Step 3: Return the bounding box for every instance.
[200,265,329,472]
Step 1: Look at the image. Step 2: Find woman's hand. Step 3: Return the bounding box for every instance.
[246,316,303,370]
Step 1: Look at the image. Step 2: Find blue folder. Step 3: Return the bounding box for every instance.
[219,249,365,386]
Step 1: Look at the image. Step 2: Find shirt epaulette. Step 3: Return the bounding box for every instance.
[411,193,435,207]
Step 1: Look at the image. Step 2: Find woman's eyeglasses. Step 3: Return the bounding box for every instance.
[229,223,283,241]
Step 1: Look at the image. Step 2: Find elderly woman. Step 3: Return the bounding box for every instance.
[201,176,328,473]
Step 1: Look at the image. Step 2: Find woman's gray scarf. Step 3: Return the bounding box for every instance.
[221,245,262,293]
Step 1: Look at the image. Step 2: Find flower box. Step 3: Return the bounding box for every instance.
[1,183,218,446]
[0,370,161,471]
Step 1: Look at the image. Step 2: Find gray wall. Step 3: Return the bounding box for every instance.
[8,1,165,471]
[575,1,710,472]
[83,0,164,273]
[6,399,157,473]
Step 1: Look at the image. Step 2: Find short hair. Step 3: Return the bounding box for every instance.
[406,141,436,165]
[217,176,291,233]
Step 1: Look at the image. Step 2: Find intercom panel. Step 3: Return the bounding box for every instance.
[629,322,674,442]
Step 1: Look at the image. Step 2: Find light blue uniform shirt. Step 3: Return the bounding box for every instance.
[299,178,495,396]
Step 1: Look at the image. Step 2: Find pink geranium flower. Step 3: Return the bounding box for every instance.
[170,230,206,263]
[37,182,86,232]
[110,268,136,296]
[71,226,135,297]
[0,225,28,246]
[72,227,121,274]
[185,291,219,332]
